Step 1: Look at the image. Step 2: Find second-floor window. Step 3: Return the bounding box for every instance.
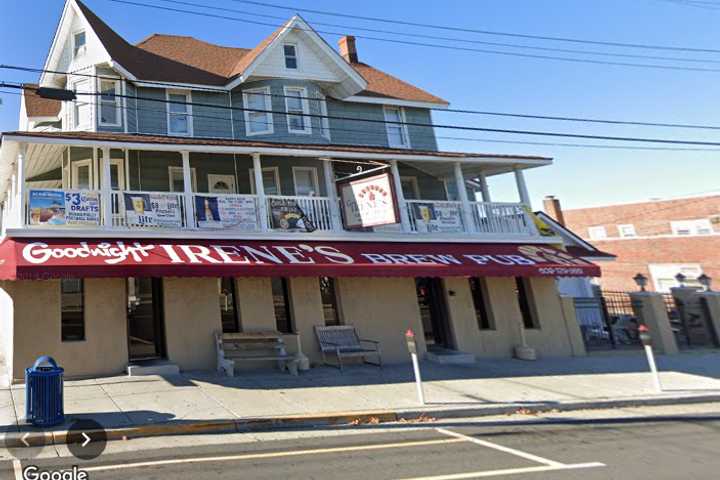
[671,219,713,236]
[72,79,91,129]
[384,106,409,148]
[167,91,192,135]
[284,87,311,134]
[588,226,607,240]
[99,79,121,127]
[73,31,86,58]
[284,44,298,69]
[618,224,637,238]
[243,87,273,135]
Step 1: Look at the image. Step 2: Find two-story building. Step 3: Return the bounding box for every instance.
[0,0,598,381]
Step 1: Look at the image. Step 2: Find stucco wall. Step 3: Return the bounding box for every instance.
[235,277,276,331]
[287,277,325,364]
[11,279,127,380]
[336,277,426,363]
[522,277,574,357]
[163,277,222,371]
[0,282,15,382]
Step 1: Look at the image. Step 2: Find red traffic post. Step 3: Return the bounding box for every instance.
[638,323,662,393]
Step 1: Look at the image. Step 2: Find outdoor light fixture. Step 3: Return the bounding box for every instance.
[698,274,712,292]
[675,273,687,287]
[633,273,648,291]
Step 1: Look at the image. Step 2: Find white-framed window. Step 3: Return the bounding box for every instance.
[168,166,197,192]
[671,219,713,236]
[384,106,410,148]
[249,167,281,195]
[71,159,93,190]
[588,226,607,240]
[166,90,192,136]
[649,263,704,292]
[284,86,311,134]
[318,94,330,140]
[618,224,637,238]
[72,79,91,129]
[98,79,121,127]
[400,176,420,200]
[292,167,319,196]
[283,44,298,70]
[73,30,86,58]
[243,87,273,136]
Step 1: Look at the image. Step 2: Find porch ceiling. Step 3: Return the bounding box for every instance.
[399,160,531,179]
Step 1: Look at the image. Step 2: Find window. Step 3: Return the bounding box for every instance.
[71,159,93,190]
[588,226,607,240]
[73,31,86,58]
[98,79,121,126]
[469,278,493,330]
[61,278,85,341]
[671,219,713,236]
[219,277,240,333]
[384,106,409,148]
[283,44,298,69]
[318,94,330,140]
[168,166,197,192]
[284,87,311,134]
[400,176,420,200]
[243,87,273,135]
[72,80,91,129]
[649,263,703,292]
[167,91,192,135]
[319,277,340,326]
[249,167,281,195]
[272,278,293,333]
[515,277,539,329]
[292,167,319,196]
[618,224,637,238]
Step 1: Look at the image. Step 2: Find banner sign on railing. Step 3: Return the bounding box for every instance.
[123,193,182,228]
[411,202,463,233]
[269,198,316,232]
[338,172,398,229]
[28,190,100,226]
[195,195,258,231]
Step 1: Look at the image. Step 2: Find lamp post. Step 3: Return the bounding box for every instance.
[675,273,687,288]
[633,273,648,292]
[698,274,713,292]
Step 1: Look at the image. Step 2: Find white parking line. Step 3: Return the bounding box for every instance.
[82,437,465,472]
[12,460,22,480]
[394,462,606,480]
[435,428,564,467]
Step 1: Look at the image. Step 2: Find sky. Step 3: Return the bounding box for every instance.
[1,0,720,211]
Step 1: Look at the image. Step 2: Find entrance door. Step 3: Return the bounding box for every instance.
[415,278,453,349]
[127,278,166,361]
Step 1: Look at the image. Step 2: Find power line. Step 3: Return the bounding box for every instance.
[152,0,720,65]
[104,0,720,73]
[11,64,720,132]
[228,0,720,54]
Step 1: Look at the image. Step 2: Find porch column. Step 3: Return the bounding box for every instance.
[15,144,26,227]
[390,160,411,232]
[8,176,15,223]
[454,162,476,233]
[478,172,491,203]
[101,147,112,229]
[181,151,195,229]
[252,152,270,231]
[321,158,343,231]
[514,167,531,207]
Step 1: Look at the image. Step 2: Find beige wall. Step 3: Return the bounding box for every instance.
[11,278,127,380]
[235,277,276,331]
[287,277,325,364]
[0,282,15,381]
[163,277,222,371]
[337,277,426,363]
[522,277,574,357]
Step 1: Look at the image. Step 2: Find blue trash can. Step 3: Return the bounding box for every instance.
[25,356,64,427]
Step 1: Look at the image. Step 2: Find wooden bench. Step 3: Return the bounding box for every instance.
[215,331,299,376]
[314,325,382,371]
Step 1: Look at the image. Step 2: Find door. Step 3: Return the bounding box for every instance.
[415,278,453,349]
[292,167,319,196]
[72,159,93,190]
[208,174,237,194]
[127,277,166,361]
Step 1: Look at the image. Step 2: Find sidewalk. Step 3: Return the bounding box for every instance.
[2,351,720,440]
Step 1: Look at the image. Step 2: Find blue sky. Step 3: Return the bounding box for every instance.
[1,0,719,210]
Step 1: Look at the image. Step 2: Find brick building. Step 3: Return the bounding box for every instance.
[544,194,720,292]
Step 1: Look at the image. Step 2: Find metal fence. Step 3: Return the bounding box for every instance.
[574,291,642,350]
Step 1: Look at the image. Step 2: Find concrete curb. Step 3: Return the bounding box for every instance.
[5,393,720,448]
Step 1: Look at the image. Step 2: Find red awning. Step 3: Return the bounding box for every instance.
[0,238,600,280]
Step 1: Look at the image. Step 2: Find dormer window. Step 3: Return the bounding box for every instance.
[73,31,86,58]
[384,106,410,148]
[284,44,298,69]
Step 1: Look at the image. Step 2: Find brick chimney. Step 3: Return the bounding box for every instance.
[543,195,565,226]
[338,36,358,63]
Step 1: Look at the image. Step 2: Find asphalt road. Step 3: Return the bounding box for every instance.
[3,415,720,479]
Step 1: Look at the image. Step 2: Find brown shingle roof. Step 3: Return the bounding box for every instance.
[22,84,61,118]
[75,0,447,104]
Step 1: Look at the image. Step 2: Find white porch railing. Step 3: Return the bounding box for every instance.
[404,200,469,234]
[266,195,334,232]
[470,201,536,236]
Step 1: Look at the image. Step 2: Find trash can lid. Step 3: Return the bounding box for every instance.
[31,355,60,371]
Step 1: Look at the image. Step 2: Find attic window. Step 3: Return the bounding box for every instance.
[284,44,298,69]
[73,31,86,58]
